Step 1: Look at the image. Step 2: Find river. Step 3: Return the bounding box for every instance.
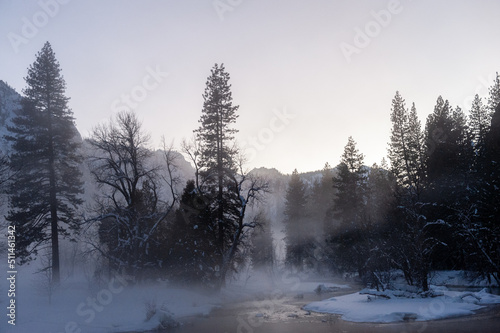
[171,286,500,333]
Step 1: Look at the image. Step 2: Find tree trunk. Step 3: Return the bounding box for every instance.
[50,204,60,285]
[48,141,60,285]
[47,106,60,285]
[218,225,243,291]
[217,108,224,274]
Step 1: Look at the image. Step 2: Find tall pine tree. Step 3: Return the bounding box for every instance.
[424,96,454,195]
[330,136,367,275]
[421,98,472,273]
[477,101,500,283]
[333,136,366,226]
[457,101,500,285]
[388,92,424,199]
[283,168,310,270]
[407,102,426,185]
[193,63,266,288]
[469,94,490,152]
[250,214,274,270]
[310,162,335,237]
[451,106,473,177]
[366,159,395,225]
[6,42,83,284]
[424,97,472,204]
[195,63,239,256]
[487,72,500,117]
[469,94,490,176]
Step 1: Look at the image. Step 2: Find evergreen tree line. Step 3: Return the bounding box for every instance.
[2,43,268,290]
[3,42,499,292]
[283,78,500,291]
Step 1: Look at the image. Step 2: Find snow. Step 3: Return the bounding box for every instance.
[2,264,499,332]
[429,270,499,287]
[0,264,220,333]
[304,286,500,323]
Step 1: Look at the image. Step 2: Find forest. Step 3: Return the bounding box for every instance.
[1,41,499,295]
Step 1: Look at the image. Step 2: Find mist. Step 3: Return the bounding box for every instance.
[1,1,500,331]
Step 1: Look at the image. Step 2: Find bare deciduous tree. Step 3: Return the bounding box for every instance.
[85,111,178,279]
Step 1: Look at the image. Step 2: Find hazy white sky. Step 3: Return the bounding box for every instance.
[1,0,499,174]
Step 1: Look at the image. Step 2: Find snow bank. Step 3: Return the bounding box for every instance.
[304,286,500,323]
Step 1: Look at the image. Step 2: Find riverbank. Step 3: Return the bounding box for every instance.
[174,290,500,333]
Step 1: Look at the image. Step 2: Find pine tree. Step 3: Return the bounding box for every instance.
[469,94,490,150]
[421,99,473,274]
[166,180,215,284]
[424,96,455,192]
[195,63,239,255]
[250,215,274,270]
[0,152,9,189]
[6,42,83,284]
[366,160,395,225]
[488,101,500,153]
[487,72,500,117]
[451,106,473,176]
[388,92,410,185]
[283,169,310,270]
[330,137,367,274]
[425,97,472,203]
[455,102,500,285]
[333,136,366,226]
[192,63,266,288]
[310,162,335,236]
[407,102,426,185]
[388,92,424,199]
[385,94,439,290]
[487,101,500,216]
[478,102,500,283]
[469,94,490,169]
[361,160,395,288]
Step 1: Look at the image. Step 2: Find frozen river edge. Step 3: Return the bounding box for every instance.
[138,285,500,333]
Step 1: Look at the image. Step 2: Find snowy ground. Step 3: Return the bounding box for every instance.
[304,286,500,323]
[0,264,220,333]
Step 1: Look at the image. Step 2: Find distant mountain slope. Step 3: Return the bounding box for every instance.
[0,79,83,147]
[0,80,22,152]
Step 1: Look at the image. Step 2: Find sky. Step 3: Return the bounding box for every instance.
[1,0,499,174]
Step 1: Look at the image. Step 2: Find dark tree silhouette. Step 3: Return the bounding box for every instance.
[6,42,83,284]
